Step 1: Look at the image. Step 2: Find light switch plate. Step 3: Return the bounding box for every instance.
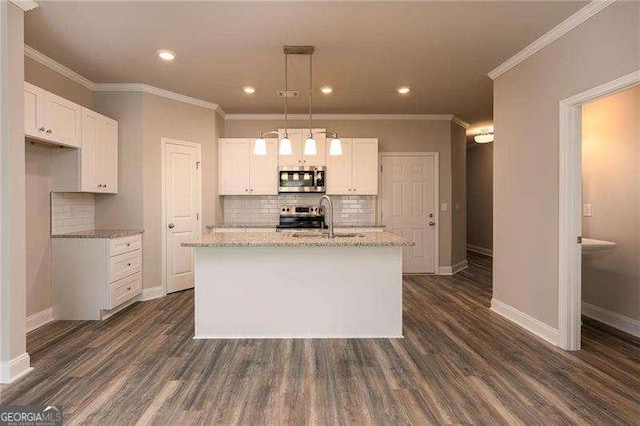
[583,203,592,217]
[455,203,461,212]
[441,202,448,212]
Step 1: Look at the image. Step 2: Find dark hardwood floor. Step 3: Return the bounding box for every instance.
[2,252,639,424]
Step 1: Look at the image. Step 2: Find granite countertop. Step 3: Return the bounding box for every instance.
[208,223,385,229]
[52,229,144,239]
[183,231,413,248]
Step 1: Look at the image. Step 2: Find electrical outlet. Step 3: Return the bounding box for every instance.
[583,203,592,217]
[455,203,461,212]
[441,202,448,212]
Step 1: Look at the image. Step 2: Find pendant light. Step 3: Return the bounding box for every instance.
[304,53,317,156]
[256,46,343,156]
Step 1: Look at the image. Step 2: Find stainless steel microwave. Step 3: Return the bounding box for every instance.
[278,166,326,193]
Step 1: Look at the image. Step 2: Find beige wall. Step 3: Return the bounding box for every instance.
[582,86,640,321]
[141,93,219,289]
[224,118,462,267]
[24,57,94,109]
[450,122,467,265]
[1,1,27,367]
[466,142,493,251]
[493,2,640,328]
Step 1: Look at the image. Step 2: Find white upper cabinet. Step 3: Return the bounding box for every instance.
[250,139,278,195]
[326,138,352,195]
[219,138,250,195]
[351,138,379,195]
[24,82,81,147]
[278,128,326,167]
[81,108,118,193]
[219,138,278,195]
[326,138,378,195]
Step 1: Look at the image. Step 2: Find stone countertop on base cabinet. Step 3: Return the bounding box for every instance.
[51,229,144,239]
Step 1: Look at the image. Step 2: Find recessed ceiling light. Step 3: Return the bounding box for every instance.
[157,49,176,61]
[243,86,256,94]
[320,86,333,94]
[397,86,411,95]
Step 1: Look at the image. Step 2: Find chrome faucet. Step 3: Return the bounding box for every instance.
[318,194,335,238]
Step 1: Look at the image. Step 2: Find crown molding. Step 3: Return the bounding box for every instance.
[225,113,465,122]
[9,0,38,12]
[24,45,96,90]
[94,83,221,112]
[451,116,470,129]
[488,0,616,80]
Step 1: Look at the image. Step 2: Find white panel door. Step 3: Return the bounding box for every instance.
[278,129,303,167]
[352,138,379,195]
[326,138,353,195]
[80,108,99,192]
[24,82,44,139]
[381,155,437,273]
[165,142,201,293]
[219,138,250,194]
[43,92,81,147]
[250,138,278,195]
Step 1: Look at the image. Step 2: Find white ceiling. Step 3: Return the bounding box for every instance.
[24,1,587,126]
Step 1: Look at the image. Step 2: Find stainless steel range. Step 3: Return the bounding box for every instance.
[276,205,327,231]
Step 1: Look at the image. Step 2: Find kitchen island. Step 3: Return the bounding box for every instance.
[183,232,414,339]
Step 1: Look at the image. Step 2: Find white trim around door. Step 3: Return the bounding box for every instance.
[378,152,440,274]
[558,69,640,350]
[161,138,203,297]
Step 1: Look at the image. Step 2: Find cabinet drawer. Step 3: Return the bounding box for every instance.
[108,272,142,309]
[109,235,141,257]
[109,249,141,283]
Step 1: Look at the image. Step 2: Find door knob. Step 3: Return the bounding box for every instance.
[429,222,435,226]
[168,223,175,229]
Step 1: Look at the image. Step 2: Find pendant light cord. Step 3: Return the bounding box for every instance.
[284,53,288,137]
[309,53,313,135]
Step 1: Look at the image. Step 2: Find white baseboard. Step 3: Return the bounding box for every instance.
[467,244,493,257]
[138,286,164,301]
[438,259,469,275]
[0,353,32,384]
[491,298,559,346]
[582,302,640,338]
[26,307,54,332]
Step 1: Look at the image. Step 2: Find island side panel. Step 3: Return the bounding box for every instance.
[194,246,403,338]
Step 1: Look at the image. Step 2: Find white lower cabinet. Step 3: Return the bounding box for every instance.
[53,234,143,320]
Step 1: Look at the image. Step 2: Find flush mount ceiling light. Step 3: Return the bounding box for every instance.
[474,129,494,144]
[320,86,333,94]
[254,46,342,156]
[157,49,176,61]
[243,86,256,94]
[397,86,411,95]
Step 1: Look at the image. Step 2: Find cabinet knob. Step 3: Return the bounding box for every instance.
[127,263,131,267]
[127,287,131,291]
[250,189,254,192]
[46,129,52,134]
[245,189,248,192]
[168,223,175,229]
[38,127,45,132]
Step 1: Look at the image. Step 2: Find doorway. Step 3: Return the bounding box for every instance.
[558,69,640,350]
[161,138,202,294]
[379,153,439,273]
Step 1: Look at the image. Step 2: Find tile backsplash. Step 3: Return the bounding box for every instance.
[51,192,95,235]
[223,194,377,226]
